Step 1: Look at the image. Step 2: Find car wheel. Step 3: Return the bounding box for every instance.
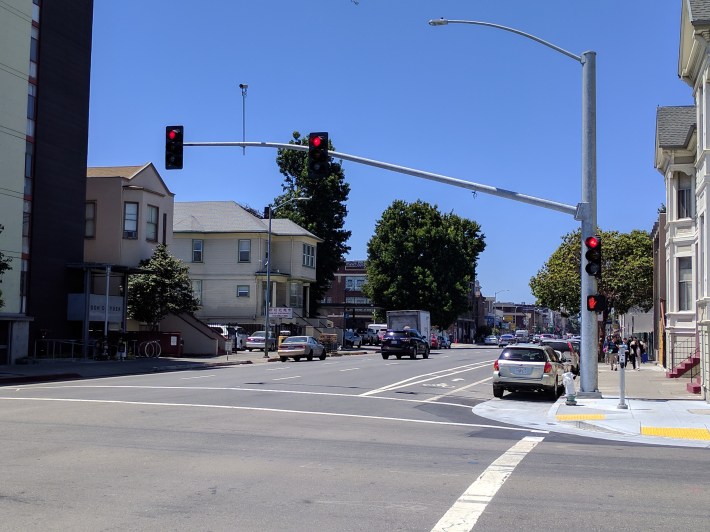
[547,378,559,399]
[279,356,288,362]
[423,346,429,359]
[294,356,301,362]
[319,352,326,360]
[396,355,402,360]
[247,348,252,352]
[411,345,418,360]
[382,353,389,360]
[307,350,313,361]
[493,386,504,398]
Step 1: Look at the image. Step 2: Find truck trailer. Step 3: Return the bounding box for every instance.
[386,310,431,348]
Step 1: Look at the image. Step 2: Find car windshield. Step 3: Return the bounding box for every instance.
[500,349,547,362]
[284,336,307,343]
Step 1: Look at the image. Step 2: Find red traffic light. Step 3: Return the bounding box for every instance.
[586,294,607,312]
[585,236,600,249]
[168,129,178,140]
[310,135,322,148]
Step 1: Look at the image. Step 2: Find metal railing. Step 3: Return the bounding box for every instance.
[668,338,699,379]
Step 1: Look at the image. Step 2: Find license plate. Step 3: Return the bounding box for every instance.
[390,340,398,345]
[511,366,531,375]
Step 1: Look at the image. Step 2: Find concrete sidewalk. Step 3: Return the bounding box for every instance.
[475,361,710,447]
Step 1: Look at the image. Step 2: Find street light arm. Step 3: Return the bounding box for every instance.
[428,19,581,63]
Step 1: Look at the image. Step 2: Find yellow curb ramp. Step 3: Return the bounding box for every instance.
[640,427,710,440]
[556,414,606,421]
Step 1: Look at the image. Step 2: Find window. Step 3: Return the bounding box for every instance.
[303,243,315,268]
[191,280,202,304]
[238,239,251,262]
[85,201,96,238]
[237,285,250,298]
[192,239,203,262]
[678,257,692,311]
[146,205,158,242]
[678,174,693,219]
[26,84,36,137]
[123,202,138,239]
[290,283,303,307]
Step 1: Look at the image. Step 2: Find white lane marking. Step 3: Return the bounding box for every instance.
[424,377,493,403]
[431,436,544,532]
[0,396,547,434]
[361,361,494,397]
[339,368,360,372]
[181,375,216,380]
[273,376,301,381]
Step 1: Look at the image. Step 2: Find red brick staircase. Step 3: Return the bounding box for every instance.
[666,351,701,394]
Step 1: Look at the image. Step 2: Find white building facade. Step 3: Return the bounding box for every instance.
[655,0,710,401]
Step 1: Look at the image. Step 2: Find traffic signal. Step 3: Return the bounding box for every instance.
[165,126,184,170]
[308,132,329,178]
[584,235,602,278]
[586,294,607,312]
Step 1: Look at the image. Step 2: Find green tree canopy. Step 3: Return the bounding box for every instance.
[275,131,351,317]
[127,244,200,330]
[363,200,486,328]
[529,228,653,317]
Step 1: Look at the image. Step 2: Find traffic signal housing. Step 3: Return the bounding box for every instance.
[165,126,184,170]
[308,132,329,178]
[586,294,607,312]
[584,235,602,279]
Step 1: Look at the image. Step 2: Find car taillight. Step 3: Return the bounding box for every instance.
[543,362,552,373]
[494,360,499,371]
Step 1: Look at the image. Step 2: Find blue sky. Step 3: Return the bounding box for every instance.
[89,0,690,306]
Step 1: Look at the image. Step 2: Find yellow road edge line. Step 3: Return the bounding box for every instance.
[556,414,606,421]
[640,426,710,440]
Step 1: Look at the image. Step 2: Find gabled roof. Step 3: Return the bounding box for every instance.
[87,164,150,179]
[656,106,696,149]
[688,0,710,26]
[87,162,174,197]
[173,201,321,240]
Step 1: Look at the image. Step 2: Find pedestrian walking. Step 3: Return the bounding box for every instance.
[609,336,619,370]
[627,337,638,370]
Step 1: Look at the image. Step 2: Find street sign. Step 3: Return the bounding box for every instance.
[269,307,292,318]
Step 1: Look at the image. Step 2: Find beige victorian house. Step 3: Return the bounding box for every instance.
[172,201,321,330]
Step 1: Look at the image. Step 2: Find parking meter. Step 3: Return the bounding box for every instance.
[618,351,626,367]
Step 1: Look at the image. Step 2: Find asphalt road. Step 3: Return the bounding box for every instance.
[1,347,708,531]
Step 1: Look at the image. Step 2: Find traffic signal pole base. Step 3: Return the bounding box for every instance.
[576,390,603,399]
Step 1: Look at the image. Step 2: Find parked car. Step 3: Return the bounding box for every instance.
[246,331,276,351]
[381,329,430,360]
[492,344,565,399]
[277,336,326,362]
[540,339,580,374]
[230,326,248,351]
[498,334,516,347]
[358,328,378,345]
[484,335,499,346]
[439,332,452,349]
[430,333,440,349]
[343,330,362,348]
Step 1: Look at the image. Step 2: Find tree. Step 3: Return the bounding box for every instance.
[0,225,12,309]
[127,244,200,330]
[363,200,486,328]
[529,228,653,321]
[274,131,351,317]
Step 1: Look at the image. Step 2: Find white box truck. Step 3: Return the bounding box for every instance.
[386,310,431,348]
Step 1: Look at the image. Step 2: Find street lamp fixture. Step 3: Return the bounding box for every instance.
[264,195,311,357]
[429,17,598,395]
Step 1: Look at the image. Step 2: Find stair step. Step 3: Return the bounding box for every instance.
[686,381,702,394]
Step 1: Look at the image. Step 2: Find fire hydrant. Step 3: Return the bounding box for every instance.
[563,371,577,405]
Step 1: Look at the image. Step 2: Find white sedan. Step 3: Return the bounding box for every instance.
[278,336,327,362]
[484,335,499,346]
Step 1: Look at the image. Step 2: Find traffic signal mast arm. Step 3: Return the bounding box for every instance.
[184,140,579,218]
